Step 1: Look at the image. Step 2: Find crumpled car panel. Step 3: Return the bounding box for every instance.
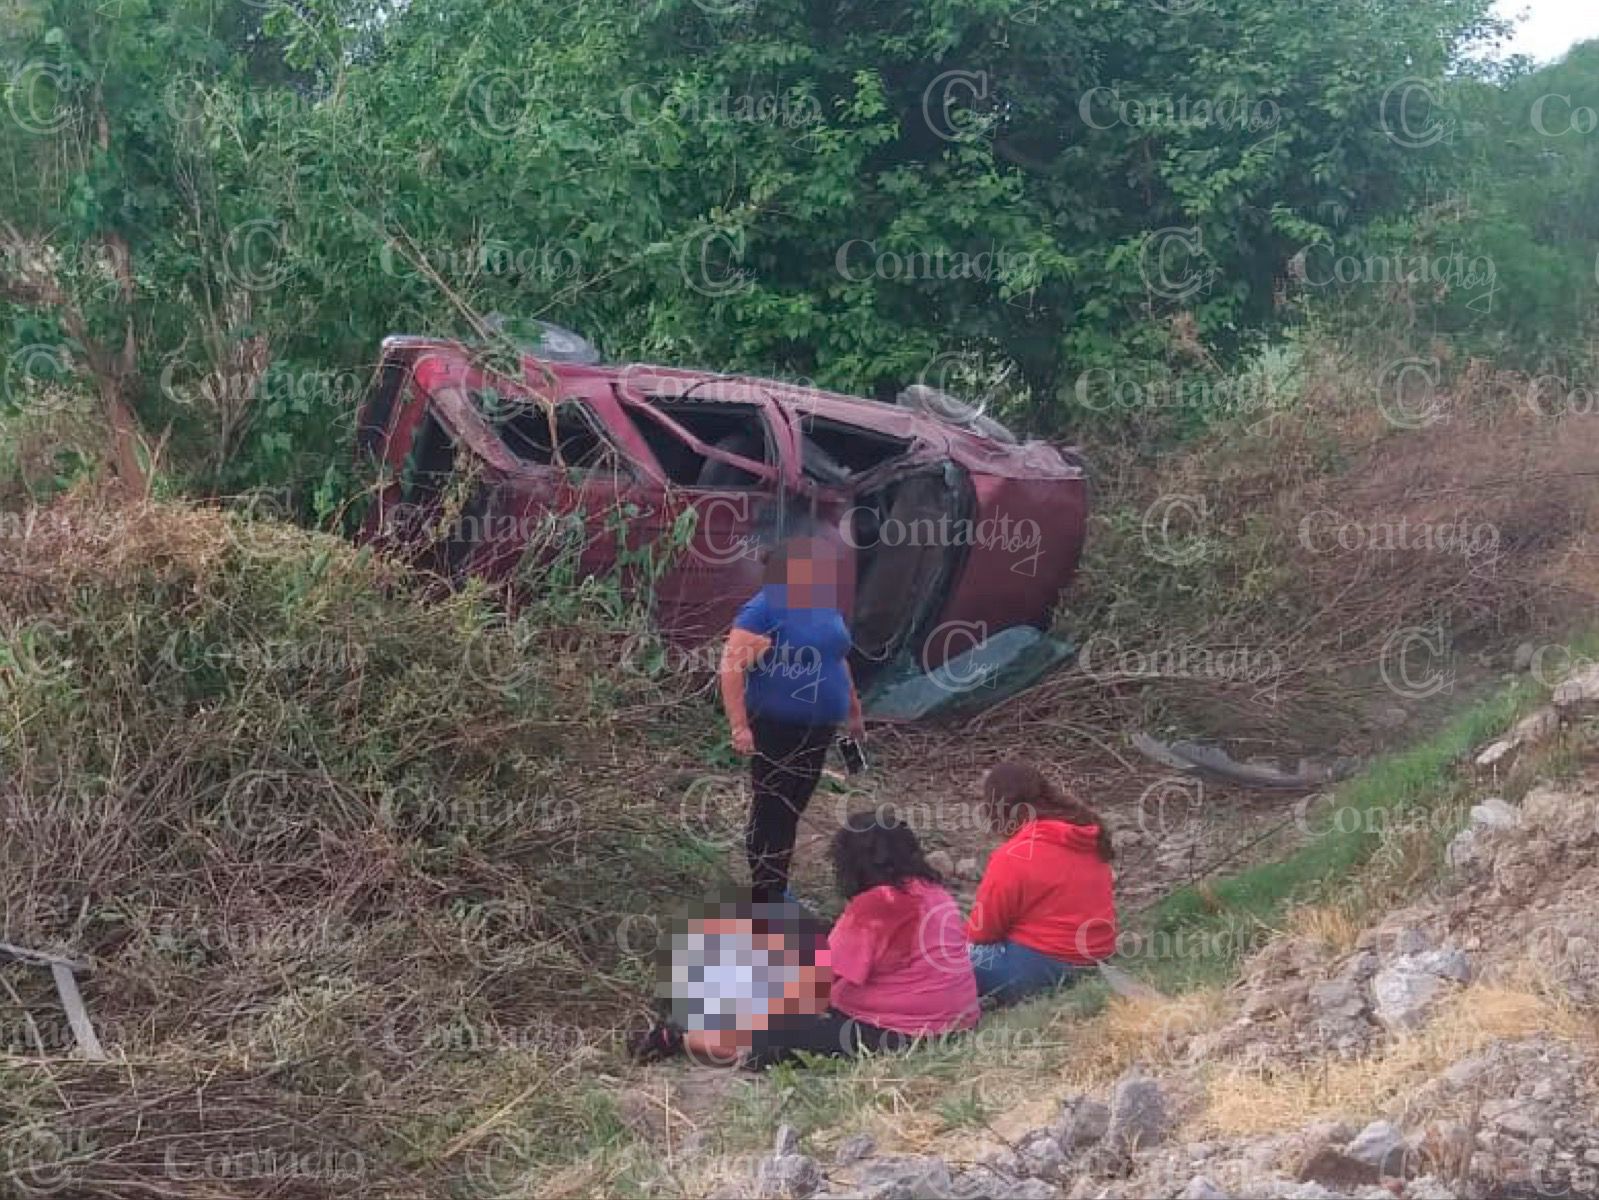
[356,337,1087,698]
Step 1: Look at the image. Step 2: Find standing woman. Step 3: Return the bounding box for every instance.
[966,761,1118,1005]
[720,533,865,901]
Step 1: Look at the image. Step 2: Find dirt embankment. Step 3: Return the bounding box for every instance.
[7,348,1599,1198]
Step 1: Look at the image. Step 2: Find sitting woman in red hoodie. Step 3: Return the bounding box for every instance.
[965,761,1118,1005]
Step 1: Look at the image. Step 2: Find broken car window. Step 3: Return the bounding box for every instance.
[798,416,912,479]
[400,409,458,506]
[620,400,773,488]
[471,389,613,470]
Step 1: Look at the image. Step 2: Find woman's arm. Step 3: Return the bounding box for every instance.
[720,628,772,755]
[965,866,1021,945]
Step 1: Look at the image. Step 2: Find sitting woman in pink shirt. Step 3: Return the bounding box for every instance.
[741,812,979,1068]
[631,814,978,1068]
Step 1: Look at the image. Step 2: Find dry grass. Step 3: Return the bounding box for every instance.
[716,988,1229,1184]
[0,489,727,1197]
[1093,990,1232,1077]
[1051,340,1599,751]
[1198,974,1598,1137]
[1282,904,1363,956]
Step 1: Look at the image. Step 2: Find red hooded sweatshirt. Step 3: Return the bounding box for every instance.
[965,820,1117,964]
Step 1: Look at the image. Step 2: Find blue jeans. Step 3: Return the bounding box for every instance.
[970,940,1083,1006]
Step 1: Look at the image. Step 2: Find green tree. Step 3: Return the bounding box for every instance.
[1,0,1512,502]
[0,0,319,492]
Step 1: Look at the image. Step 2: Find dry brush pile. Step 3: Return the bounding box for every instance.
[0,491,723,1198]
[1050,341,1599,752]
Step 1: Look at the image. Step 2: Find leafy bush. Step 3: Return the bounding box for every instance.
[1,0,1508,504]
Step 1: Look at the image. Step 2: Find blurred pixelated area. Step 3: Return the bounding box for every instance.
[659,891,827,1038]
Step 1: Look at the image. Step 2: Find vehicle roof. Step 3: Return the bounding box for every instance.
[378,335,1082,479]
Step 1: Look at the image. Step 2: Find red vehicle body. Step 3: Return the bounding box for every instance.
[355,333,1087,683]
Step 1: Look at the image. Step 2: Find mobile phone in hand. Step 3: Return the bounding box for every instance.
[838,737,868,775]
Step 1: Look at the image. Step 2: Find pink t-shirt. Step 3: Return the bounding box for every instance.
[828,878,979,1035]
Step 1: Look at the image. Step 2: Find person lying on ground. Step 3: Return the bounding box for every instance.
[632,816,978,1068]
[966,761,1118,1006]
[719,530,866,903]
[629,894,831,1065]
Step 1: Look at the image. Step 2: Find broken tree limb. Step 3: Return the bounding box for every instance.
[0,941,89,971]
[50,963,105,1061]
[0,941,107,1061]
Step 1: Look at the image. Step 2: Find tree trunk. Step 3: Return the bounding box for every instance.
[100,375,148,495]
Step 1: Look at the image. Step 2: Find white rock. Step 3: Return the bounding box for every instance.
[1014,1130,1067,1180]
[979,1147,1021,1175]
[1441,1056,1489,1089]
[1346,1120,1408,1175]
[835,1133,876,1166]
[1370,949,1470,1029]
[1179,1177,1230,1200]
[1390,927,1432,955]
[1553,664,1599,710]
[757,1153,824,1199]
[1372,965,1446,1030]
[855,1155,955,1200]
[1475,739,1516,769]
[1483,1101,1546,1140]
[1405,1175,1458,1200]
[1309,978,1366,1022]
[1519,785,1599,839]
[1056,1097,1111,1148]
[1446,829,1480,870]
[1276,1183,1340,1200]
[975,1177,1056,1200]
[1107,1074,1170,1150]
[1469,798,1520,830]
[1511,706,1558,743]
[1412,947,1472,982]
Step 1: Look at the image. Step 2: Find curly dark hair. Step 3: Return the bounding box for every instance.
[982,761,1114,862]
[831,809,943,899]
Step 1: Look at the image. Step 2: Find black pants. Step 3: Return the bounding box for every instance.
[745,1009,914,1070]
[747,717,836,901]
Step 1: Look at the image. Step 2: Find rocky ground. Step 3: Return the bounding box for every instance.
[723,727,1599,1200]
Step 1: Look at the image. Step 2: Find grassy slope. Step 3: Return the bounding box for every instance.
[549,648,1590,1198]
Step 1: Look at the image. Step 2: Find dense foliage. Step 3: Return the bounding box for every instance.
[9,0,1597,509]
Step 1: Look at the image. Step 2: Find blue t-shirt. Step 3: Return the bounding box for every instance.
[734,586,853,726]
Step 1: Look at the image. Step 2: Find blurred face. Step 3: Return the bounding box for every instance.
[779,537,839,609]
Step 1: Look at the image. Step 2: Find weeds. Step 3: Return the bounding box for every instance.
[1198,977,1599,1137]
[0,489,730,1197]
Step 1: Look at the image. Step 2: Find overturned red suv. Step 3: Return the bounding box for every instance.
[356,323,1087,707]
